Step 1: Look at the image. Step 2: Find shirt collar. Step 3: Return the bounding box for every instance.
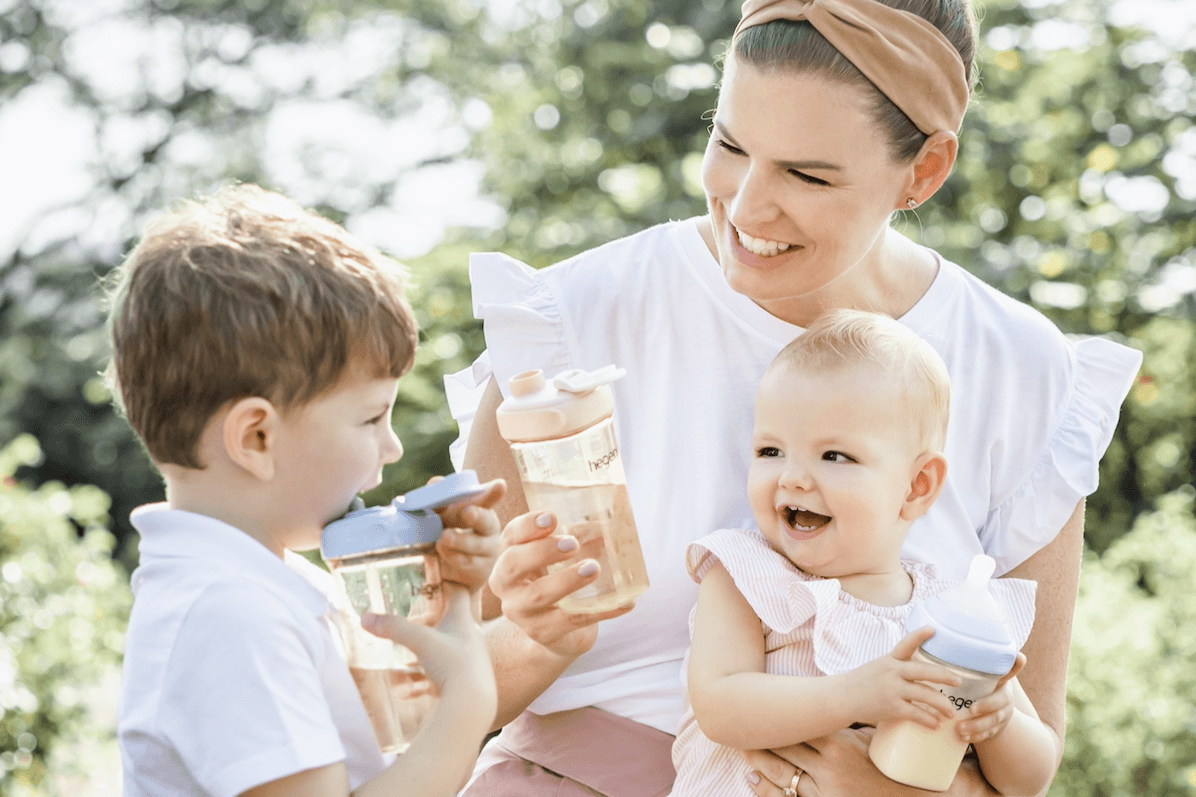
[130,503,332,617]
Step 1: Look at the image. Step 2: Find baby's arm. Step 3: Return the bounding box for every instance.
[240,582,496,797]
[959,658,1056,797]
[688,563,959,751]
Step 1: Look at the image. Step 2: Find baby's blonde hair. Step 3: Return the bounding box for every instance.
[771,309,950,451]
[107,184,417,469]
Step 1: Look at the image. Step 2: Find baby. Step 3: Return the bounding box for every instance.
[110,184,504,797]
[670,309,1055,797]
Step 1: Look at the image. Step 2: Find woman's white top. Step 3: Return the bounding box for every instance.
[669,527,1036,797]
[445,217,1141,734]
[118,505,387,796]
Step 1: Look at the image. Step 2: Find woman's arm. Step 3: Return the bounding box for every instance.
[970,677,1056,797]
[464,377,633,730]
[743,499,1086,797]
[997,498,1085,780]
[689,564,956,751]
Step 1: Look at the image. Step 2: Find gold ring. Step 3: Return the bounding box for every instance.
[782,767,803,797]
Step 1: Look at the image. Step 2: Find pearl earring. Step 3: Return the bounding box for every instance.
[906,197,918,209]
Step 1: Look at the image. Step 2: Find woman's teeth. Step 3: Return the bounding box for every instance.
[738,229,792,257]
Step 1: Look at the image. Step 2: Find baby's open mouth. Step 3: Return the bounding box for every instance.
[782,505,831,533]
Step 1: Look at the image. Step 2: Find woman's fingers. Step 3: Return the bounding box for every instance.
[741,747,812,796]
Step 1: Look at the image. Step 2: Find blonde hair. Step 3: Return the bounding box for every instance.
[771,309,950,451]
[107,183,418,469]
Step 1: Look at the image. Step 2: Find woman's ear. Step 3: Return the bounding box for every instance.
[222,397,279,481]
[901,131,958,208]
[900,451,948,521]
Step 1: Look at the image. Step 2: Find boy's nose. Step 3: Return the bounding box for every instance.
[382,427,403,465]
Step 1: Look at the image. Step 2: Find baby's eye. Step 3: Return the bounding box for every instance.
[756,446,781,458]
[822,451,855,463]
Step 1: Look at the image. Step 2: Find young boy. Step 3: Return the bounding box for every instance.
[110,184,504,797]
[672,310,1056,797]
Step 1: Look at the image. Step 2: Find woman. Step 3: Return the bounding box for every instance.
[447,1,1142,794]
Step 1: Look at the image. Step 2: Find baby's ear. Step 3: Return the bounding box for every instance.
[900,451,947,521]
[222,397,279,481]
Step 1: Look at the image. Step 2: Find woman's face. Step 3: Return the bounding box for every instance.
[702,57,916,327]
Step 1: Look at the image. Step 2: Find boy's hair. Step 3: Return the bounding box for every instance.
[107,183,418,469]
[771,309,951,451]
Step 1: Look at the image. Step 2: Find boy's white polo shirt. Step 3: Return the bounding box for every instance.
[118,504,387,796]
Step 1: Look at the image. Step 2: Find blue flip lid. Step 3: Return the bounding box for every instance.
[321,470,485,560]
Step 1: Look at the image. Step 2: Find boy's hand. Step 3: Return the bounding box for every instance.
[432,477,505,593]
[845,626,960,730]
[955,652,1026,744]
[361,582,497,707]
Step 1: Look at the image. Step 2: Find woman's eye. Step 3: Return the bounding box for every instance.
[717,138,746,156]
[756,446,781,458]
[792,170,829,186]
[367,413,388,425]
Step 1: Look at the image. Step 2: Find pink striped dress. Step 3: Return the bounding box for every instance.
[669,528,1037,797]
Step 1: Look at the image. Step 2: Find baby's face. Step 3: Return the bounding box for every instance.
[748,364,924,581]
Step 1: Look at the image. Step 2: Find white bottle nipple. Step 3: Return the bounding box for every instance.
[956,554,1004,622]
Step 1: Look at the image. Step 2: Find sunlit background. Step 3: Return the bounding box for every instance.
[2,0,1196,794]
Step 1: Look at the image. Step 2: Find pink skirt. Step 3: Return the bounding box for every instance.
[462,707,676,797]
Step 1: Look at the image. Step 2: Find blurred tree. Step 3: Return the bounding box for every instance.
[0,435,130,793]
[1,0,1192,563]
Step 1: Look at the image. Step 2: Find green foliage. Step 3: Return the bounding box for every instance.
[0,435,131,794]
[1054,488,1196,797]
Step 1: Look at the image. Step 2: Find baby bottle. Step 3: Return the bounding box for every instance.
[869,555,1020,791]
[496,366,649,613]
[321,470,485,753]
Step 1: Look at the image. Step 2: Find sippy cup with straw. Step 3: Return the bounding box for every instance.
[496,366,649,614]
[321,470,485,753]
[869,554,1022,791]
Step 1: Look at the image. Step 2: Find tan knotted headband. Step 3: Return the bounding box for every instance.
[734,0,970,135]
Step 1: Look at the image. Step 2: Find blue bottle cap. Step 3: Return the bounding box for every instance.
[905,555,1019,676]
[321,470,486,560]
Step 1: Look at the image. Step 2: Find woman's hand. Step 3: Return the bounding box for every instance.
[433,477,506,593]
[743,728,997,797]
[488,510,634,659]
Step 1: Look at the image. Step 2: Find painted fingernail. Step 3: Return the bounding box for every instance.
[578,560,599,577]
[746,771,761,785]
[536,513,554,528]
[557,536,578,552]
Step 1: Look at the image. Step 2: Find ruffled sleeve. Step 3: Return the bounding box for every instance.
[686,529,840,637]
[981,336,1142,573]
[987,577,1038,652]
[444,252,574,471]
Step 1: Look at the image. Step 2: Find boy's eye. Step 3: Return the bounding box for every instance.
[756,446,781,458]
[822,451,855,463]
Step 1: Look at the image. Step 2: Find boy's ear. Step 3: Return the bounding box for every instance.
[900,451,947,521]
[222,397,280,481]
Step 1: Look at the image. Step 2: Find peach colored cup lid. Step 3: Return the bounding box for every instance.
[497,365,625,443]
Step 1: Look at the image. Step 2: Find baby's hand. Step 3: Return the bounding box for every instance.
[433,477,505,593]
[956,652,1027,744]
[847,626,960,730]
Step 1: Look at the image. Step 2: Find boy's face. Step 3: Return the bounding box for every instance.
[271,365,403,550]
[748,363,924,581]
